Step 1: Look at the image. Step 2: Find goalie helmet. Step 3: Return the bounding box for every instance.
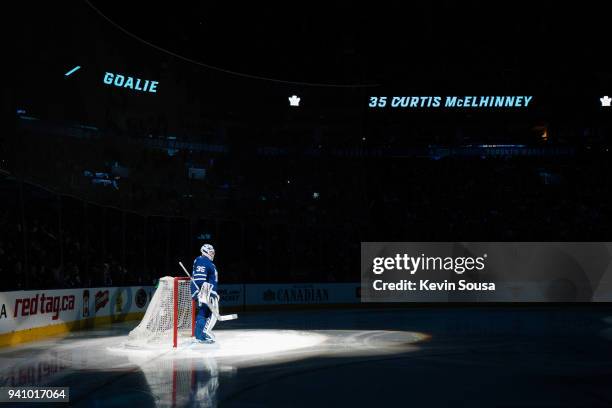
[201,243,215,260]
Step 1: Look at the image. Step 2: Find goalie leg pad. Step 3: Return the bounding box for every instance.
[204,307,217,338]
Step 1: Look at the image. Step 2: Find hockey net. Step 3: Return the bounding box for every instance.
[129,276,196,347]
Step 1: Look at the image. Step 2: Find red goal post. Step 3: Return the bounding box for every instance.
[173,277,197,347]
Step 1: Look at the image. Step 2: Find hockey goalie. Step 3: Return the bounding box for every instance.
[128,243,236,348]
[191,244,219,344]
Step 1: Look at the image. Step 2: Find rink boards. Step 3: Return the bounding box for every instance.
[0,285,153,347]
[0,283,361,346]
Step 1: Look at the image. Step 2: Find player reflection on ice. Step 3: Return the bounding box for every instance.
[120,329,424,406]
[123,351,223,407]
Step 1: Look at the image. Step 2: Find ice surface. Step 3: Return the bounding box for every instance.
[1,308,612,407]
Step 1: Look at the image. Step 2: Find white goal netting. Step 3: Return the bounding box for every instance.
[129,276,194,347]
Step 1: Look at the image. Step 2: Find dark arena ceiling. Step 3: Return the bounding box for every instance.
[83,1,609,88]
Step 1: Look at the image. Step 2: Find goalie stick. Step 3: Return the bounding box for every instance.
[178,261,238,321]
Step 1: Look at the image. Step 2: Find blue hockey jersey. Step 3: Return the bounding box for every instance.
[190,255,218,299]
